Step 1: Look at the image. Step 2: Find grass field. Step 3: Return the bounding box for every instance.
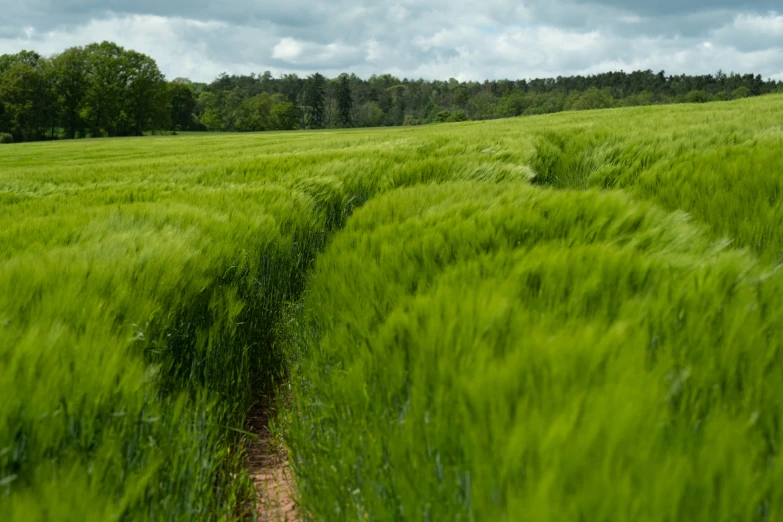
[1,95,783,520]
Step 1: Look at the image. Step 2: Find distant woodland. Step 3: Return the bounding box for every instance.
[1,41,781,143]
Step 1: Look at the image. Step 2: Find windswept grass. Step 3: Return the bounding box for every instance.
[529,98,783,262]
[284,96,783,521]
[0,123,533,519]
[286,183,783,521]
[1,94,782,520]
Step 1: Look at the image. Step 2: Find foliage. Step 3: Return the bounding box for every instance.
[354,101,384,127]
[336,74,353,128]
[0,58,56,141]
[433,110,452,123]
[0,43,171,141]
[566,86,616,111]
[732,86,753,99]
[447,109,469,122]
[235,92,274,131]
[304,73,326,129]
[3,42,781,143]
[168,80,197,131]
[50,47,88,139]
[270,100,300,131]
[0,132,13,143]
[683,90,714,103]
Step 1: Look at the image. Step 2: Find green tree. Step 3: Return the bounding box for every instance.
[169,81,197,131]
[0,100,7,134]
[0,60,56,141]
[731,86,752,99]
[0,50,41,73]
[354,101,384,127]
[433,110,451,123]
[83,42,128,137]
[468,90,498,119]
[124,50,167,135]
[270,99,300,130]
[453,86,470,107]
[3,42,778,140]
[279,73,302,102]
[222,88,247,131]
[304,73,326,129]
[387,84,406,126]
[336,74,353,128]
[198,91,223,131]
[619,90,655,107]
[446,109,468,122]
[567,87,616,111]
[683,90,713,104]
[51,47,87,138]
[495,91,528,117]
[37,57,61,138]
[235,93,274,131]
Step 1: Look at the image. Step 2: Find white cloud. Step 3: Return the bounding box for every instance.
[0,4,780,82]
[365,39,382,63]
[272,37,362,67]
[272,38,304,61]
[712,12,783,51]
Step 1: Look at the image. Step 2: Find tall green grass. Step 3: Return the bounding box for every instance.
[0,125,533,519]
[284,96,783,521]
[530,98,783,263]
[285,183,783,521]
[1,94,782,520]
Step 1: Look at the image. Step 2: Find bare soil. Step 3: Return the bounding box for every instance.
[246,404,297,521]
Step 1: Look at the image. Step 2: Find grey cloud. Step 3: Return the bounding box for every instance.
[0,0,780,82]
[571,0,780,16]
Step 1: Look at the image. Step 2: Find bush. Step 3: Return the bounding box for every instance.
[0,133,14,144]
[683,90,713,103]
[731,86,753,100]
[568,87,616,111]
[271,101,300,130]
[433,110,452,123]
[446,109,468,122]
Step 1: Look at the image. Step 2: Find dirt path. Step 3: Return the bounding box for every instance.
[246,404,297,521]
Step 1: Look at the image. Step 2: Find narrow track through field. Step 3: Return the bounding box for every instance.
[246,405,297,521]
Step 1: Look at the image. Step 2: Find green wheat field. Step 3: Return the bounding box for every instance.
[2,95,783,521]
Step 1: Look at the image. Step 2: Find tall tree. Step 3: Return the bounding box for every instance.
[304,73,326,129]
[235,92,274,131]
[0,59,56,141]
[51,47,87,139]
[0,100,7,135]
[0,50,41,73]
[270,97,299,130]
[336,74,353,128]
[83,41,128,137]
[169,81,197,131]
[124,50,167,135]
[2,41,782,142]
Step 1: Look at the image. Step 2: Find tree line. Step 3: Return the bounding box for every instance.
[2,41,781,143]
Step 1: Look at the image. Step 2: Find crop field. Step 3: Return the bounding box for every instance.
[1,95,783,521]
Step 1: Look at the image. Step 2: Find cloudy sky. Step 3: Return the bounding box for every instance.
[0,1,781,82]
